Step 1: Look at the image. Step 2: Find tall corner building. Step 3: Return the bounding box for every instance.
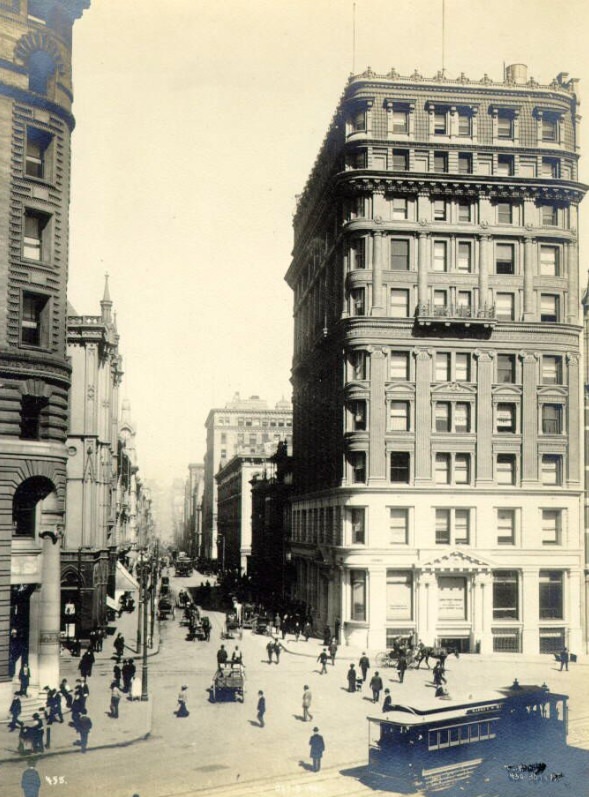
[285,64,586,656]
[0,0,90,702]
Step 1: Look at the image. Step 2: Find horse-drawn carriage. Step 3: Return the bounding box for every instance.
[210,663,245,702]
[375,638,459,669]
[158,594,175,620]
[221,610,242,640]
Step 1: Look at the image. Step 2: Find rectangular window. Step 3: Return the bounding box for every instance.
[455,403,471,433]
[541,206,558,227]
[496,454,516,485]
[350,287,365,316]
[457,291,471,315]
[389,508,409,544]
[390,288,410,318]
[433,200,447,221]
[386,571,413,620]
[25,128,52,179]
[393,110,408,134]
[390,452,410,483]
[349,400,367,431]
[454,509,470,544]
[497,113,513,139]
[348,451,366,483]
[539,571,563,619]
[497,354,516,383]
[496,292,515,320]
[519,158,536,178]
[390,352,410,380]
[542,404,562,434]
[454,453,470,484]
[392,197,408,219]
[351,570,367,621]
[351,109,366,131]
[457,242,472,273]
[350,239,365,269]
[455,353,471,382]
[21,291,49,348]
[497,202,513,224]
[434,152,448,172]
[434,112,447,135]
[433,290,447,315]
[497,155,514,176]
[349,507,366,544]
[435,402,451,432]
[390,401,410,431]
[23,210,49,261]
[434,453,450,484]
[540,246,559,275]
[457,201,472,222]
[433,241,447,272]
[497,509,516,544]
[458,111,471,136]
[542,158,559,178]
[392,149,409,171]
[496,403,516,433]
[435,508,450,543]
[458,153,472,174]
[349,350,367,380]
[493,571,519,619]
[541,454,562,486]
[542,355,562,385]
[435,352,451,381]
[390,239,410,271]
[542,509,562,545]
[20,395,45,440]
[540,294,559,322]
[496,243,515,274]
[542,118,557,142]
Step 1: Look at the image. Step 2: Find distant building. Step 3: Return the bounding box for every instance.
[0,0,90,702]
[286,64,585,654]
[63,278,122,638]
[250,442,294,602]
[183,463,204,558]
[202,393,292,560]
[216,454,269,574]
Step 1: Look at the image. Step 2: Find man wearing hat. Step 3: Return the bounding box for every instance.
[309,727,325,772]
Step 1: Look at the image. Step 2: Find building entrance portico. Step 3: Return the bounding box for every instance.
[416,551,493,654]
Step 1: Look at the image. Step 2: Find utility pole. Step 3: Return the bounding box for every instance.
[136,551,143,653]
[141,556,149,701]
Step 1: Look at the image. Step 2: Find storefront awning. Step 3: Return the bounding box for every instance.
[106,595,118,611]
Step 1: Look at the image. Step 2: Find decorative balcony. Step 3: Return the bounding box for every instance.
[415,303,496,329]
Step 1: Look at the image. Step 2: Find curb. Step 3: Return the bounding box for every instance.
[0,729,151,765]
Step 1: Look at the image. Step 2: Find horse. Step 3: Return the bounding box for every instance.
[414,643,460,669]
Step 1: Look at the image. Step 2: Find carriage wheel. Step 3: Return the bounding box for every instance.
[375,652,389,667]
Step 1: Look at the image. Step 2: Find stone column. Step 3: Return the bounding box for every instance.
[478,235,490,311]
[418,232,429,307]
[371,231,384,316]
[473,572,493,654]
[38,529,63,689]
[521,352,539,485]
[521,568,540,654]
[475,351,494,483]
[414,349,432,484]
[567,568,582,653]
[416,573,436,646]
[367,567,386,649]
[368,348,387,483]
[566,353,580,484]
[523,236,536,321]
[567,239,579,324]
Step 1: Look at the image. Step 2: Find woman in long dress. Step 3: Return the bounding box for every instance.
[130,674,141,701]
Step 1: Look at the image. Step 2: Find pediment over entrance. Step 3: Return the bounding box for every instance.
[420,550,492,573]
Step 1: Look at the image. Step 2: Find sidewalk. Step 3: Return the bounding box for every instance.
[0,604,159,763]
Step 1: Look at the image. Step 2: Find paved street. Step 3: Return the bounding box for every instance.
[2,570,589,797]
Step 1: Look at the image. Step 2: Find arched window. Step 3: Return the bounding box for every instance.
[12,476,54,536]
[28,50,56,95]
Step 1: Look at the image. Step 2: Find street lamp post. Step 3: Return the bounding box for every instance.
[141,556,149,701]
[136,551,143,653]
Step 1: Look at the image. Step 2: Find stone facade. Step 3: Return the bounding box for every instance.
[286,65,586,655]
[0,0,89,704]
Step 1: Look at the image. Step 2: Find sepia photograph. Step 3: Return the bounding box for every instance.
[1,1,589,795]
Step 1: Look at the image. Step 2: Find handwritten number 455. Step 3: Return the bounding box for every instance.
[45,776,67,786]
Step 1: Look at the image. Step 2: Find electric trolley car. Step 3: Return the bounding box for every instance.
[367,683,568,792]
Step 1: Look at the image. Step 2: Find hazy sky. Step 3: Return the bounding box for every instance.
[67,0,589,489]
